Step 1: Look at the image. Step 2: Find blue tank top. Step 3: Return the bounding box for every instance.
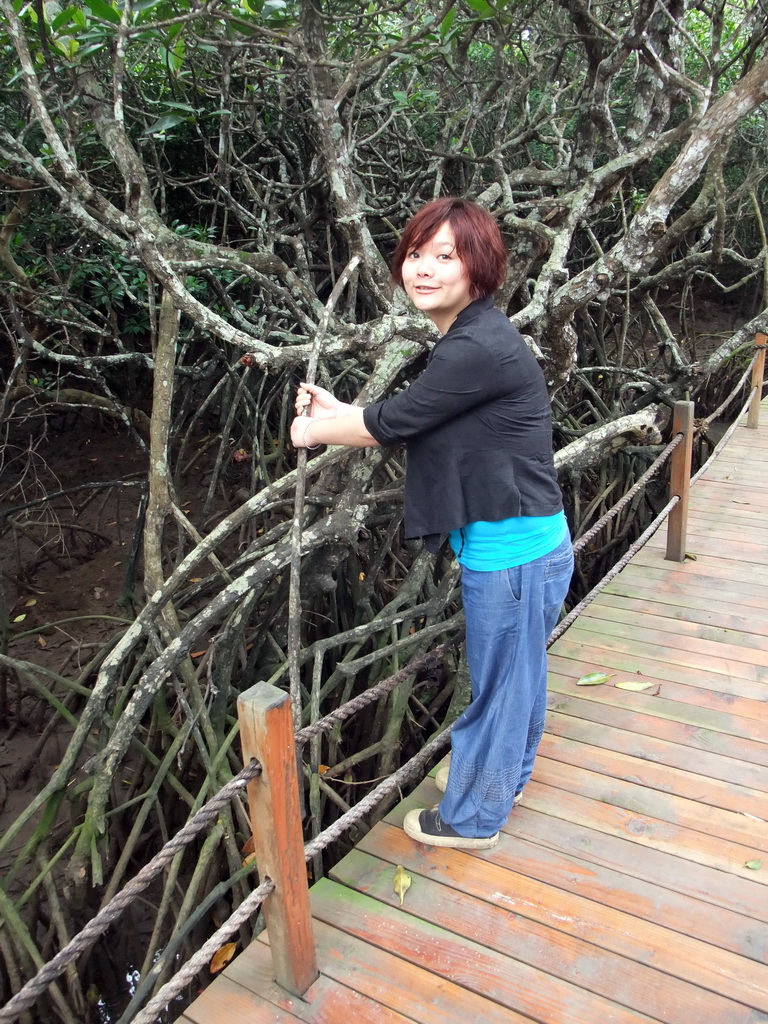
[448,511,568,570]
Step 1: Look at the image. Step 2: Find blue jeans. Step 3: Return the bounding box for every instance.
[438,535,574,837]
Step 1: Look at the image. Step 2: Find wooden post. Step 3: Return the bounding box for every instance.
[666,400,694,562]
[747,333,766,429]
[237,683,318,996]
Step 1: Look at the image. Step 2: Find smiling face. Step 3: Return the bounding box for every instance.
[400,222,474,334]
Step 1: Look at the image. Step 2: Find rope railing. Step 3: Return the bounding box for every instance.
[128,877,277,1024]
[572,432,683,557]
[0,763,263,1023]
[692,386,757,484]
[570,346,760,560]
[701,350,758,427]
[129,726,455,1024]
[548,493,680,646]
[0,640,465,1023]
[3,339,764,1024]
[295,638,461,747]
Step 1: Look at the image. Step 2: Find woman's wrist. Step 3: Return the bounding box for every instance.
[298,418,320,450]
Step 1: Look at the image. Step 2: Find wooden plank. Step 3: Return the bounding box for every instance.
[553,641,768,709]
[681,515,768,541]
[577,595,768,649]
[691,471,768,490]
[529,754,768,850]
[550,640,766,703]
[614,560,768,601]
[215,937,416,1024]
[366,814,768,964]
[305,918,535,1024]
[545,710,768,795]
[182,973,307,1024]
[506,781,768,884]
[644,540,768,566]
[387,788,768,924]
[345,828,768,1014]
[547,667,768,744]
[551,635,768,695]
[603,574,768,616]
[581,591,768,642]
[310,878,668,1024]
[567,613,768,668]
[545,689,768,769]
[536,732,768,815]
[682,513,764,536]
[630,545,768,581]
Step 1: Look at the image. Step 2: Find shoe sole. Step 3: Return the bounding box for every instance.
[434,764,523,805]
[402,808,499,850]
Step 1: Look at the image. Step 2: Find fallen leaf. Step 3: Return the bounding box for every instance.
[318,764,330,775]
[393,864,411,905]
[190,650,208,658]
[358,572,365,581]
[188,577,203,583]
[614,680,656,691]
[241,835,255,855]
[576,672,613,686]
[684,552,697,561]
[745,859,763,871]
[37,636,47,647]
[209,942,237,974]
[13,614,26,623]
[25,598,37,607]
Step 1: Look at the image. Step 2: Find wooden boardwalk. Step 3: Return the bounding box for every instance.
[180,409,768,1024]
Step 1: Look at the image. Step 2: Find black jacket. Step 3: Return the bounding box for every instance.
[363,297,563,545]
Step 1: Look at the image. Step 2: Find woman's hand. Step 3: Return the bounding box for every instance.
[294,382,351,420]
[291,382,378,449]
[293,382,348,449]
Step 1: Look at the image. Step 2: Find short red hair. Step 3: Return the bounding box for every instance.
[391,198,508,299]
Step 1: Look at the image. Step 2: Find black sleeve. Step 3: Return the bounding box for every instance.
[363,335,508,446]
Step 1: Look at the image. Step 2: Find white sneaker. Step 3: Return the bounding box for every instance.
[403,807,499,850]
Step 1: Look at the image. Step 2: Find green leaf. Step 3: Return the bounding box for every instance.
[576,672,613,686]
[53,35,80,58]
[745,859,763,870]
[165,37,185,72]
[82,0,121,23]
[144,113,187,135]
[465,0,496,18]
[77,41,109,58]
[51,8,78,31]
[614,680,656,691]
[155,101,197,112]
[262,0,287,17]
[440,8,456,38]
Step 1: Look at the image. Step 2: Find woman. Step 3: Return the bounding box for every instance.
[291,198,573,851]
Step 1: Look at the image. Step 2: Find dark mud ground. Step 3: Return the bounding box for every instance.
[0,411,249,1021]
